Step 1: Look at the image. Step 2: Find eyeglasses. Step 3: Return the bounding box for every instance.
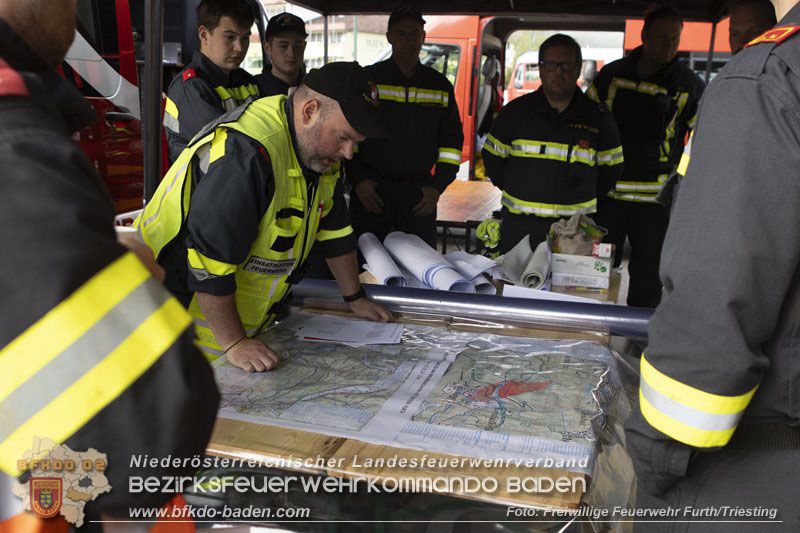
[538,61,580,73]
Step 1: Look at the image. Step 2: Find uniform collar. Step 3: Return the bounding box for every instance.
[191,50,246,87]
[627,45,680,81]
[0,18,96,132]
[531,87,585,117]
[261,67,303,93]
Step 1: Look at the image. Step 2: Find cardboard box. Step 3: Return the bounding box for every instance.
[551,272,610,290]
[551,253,612,278]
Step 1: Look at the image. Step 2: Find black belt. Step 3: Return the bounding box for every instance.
[726,424,800,451]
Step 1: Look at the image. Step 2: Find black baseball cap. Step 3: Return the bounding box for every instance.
[266,12,307,39]
[303,62,388,138]
[388,5,426,28]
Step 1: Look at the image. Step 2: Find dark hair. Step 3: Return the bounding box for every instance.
[197,0,255,32]
[538,34,582,64]
[730,0,777,27]
[643,6,683,36]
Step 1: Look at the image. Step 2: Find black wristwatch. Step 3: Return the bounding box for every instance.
[342,286,366,303]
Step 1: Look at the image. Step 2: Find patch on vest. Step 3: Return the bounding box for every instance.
[244,256,295,275]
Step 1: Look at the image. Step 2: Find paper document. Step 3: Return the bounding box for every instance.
[358,233,407,287]
[296,314,405,344]
[384,232,475,292]
[503,284,601,304]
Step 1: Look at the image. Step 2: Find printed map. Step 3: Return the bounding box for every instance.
[411,349,609,444]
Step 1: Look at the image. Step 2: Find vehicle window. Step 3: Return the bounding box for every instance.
[76,0,119,57]
[420,43,461,87]
[525,64,539,82]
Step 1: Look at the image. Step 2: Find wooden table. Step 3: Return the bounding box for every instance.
[208,310,609,516]
[436,180,501,253]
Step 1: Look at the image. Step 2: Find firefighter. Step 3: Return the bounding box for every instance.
[0,1,219,530]
[138,62,392,373]
[730,0,778,55]
[627,0,800,529]
[163,0,261,163]
[482,34,624,254]
[347,6,464,248]
[588,6,705,308]
[256,12,307,97]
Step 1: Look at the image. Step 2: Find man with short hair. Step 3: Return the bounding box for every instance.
[730,0,778,55]
[256,12,307,96]
[588,6,704,307]
[482,34,624,253]
[626,0,800,528]
[163,0,260,163]
[139,62,392,373]
[347,6,464,248]
[0,0,218,529]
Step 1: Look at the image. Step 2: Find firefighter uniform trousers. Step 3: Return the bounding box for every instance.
[623,14,800,531]
[481,88,624,254]
[588,46,704,307]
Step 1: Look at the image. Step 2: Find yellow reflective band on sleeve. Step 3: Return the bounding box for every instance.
[214,86,233,101]
[483,133,510,158]
[229,84,260,101]
[0,253,192,476]
[437,148,462,166]
[317,225,354,242]
[187,248,236,278]
[501,190,596,217]
[639,356,758,448]
[607,191,660,203]
[0,252,149,402]
[613,174,669,195]
[597,146,624,166]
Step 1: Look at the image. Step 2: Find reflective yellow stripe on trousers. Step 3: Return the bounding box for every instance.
[0,252,192,476]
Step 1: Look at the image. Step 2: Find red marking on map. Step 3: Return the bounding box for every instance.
[471,380,552,402]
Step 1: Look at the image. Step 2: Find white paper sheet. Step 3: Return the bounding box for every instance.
[384,232,475,292]
[358,233,407,287]
[502,284,601,304]
[444,251,497,280]
[296,314,405,345]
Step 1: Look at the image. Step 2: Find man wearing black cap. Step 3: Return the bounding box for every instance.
[138,62,392,373]
[256,12,308,96]
[163,0,261,163]
[347,6,464,248]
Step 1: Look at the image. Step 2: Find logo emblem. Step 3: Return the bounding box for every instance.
[746,26,800,47]
[30,478,62,518]
[364,81,379,106]
[579,139,590,149]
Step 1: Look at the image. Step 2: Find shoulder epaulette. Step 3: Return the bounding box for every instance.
[746,26,800,47]
[182,68,198,81]
[0,58,29,97]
